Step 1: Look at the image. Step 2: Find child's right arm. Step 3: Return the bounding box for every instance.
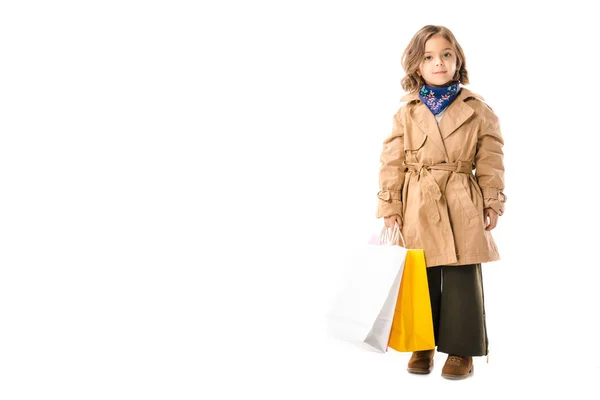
[376,108,406,223]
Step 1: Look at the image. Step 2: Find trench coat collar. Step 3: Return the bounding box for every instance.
[399,87,485,160]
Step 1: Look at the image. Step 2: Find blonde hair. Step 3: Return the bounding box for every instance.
[400,25,470,93]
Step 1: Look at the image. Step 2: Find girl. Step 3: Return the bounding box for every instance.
[376,25,506,380]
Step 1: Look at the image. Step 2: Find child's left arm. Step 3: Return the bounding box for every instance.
[475,104,507,216]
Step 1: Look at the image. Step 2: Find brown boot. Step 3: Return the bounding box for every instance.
[407,349,435,374]
[441,355,473,380]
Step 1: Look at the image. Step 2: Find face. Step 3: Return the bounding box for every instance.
[418,34,458,87]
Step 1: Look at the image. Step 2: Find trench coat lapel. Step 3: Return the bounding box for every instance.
[409,103,448,159]
[400,87,481,159]
[438,93,475,140]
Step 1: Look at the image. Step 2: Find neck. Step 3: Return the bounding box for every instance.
[425,80,457,88]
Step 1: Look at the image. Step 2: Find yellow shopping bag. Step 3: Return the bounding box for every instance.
[386,249,435,352]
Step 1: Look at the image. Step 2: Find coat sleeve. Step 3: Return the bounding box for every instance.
[474,103,507,216]
[376,108,407,219]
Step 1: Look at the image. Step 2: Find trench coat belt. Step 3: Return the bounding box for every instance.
[402,160,475,223]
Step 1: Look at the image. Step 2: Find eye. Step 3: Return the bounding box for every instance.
[444,52,452,58]
[424,56,432,60]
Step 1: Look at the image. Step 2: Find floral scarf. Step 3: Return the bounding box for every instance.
[418,81,461,115]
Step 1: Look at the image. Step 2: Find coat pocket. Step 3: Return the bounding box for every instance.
[449,175,479,220]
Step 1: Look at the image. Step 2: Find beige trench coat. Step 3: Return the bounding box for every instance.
[376,87,506,267]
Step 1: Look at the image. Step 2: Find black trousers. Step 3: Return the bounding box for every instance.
[427,263,489,356]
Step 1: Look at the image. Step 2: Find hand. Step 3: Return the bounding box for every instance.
[484,208,498,231]
[384,214,402,230]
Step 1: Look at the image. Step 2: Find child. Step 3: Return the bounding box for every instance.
[376,25,506,380]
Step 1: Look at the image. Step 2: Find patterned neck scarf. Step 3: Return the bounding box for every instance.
[418,81,461,115]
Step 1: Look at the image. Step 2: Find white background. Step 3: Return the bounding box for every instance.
[1,0,598,398]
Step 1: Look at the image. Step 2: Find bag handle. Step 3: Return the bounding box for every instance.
[378,223,406,247]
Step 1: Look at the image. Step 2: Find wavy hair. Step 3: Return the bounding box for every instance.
[400,25,470,93]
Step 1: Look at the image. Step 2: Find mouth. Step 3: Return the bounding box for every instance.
[434,71,447,74]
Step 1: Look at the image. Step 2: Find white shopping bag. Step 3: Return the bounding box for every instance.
[326,223,407,352]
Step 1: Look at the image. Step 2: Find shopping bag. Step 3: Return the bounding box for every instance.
[362,224,407,352]
[326,223,408,351]
[386,248,436,352]
[363,227,435,353]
